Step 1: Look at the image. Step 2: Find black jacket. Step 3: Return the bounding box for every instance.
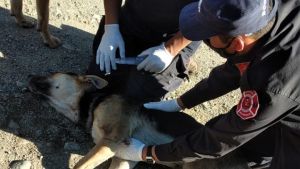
[120,0,197,41]
[155,0,300,168]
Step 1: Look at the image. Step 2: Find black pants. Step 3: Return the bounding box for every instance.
[240,122,300,169]
[86,17,201,102]
[240,126,275,169]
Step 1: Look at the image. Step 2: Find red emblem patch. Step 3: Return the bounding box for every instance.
[236,90,259,120]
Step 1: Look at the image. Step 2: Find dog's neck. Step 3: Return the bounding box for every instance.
[78,89,110,131]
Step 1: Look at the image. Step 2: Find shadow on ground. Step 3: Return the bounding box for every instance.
[0,6,95,169]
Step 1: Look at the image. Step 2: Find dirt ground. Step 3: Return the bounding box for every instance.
[0,0,240,169]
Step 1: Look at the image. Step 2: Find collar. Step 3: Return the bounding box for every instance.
[78,89,109,131]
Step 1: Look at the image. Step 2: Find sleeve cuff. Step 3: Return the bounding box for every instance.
[154,143,183,162]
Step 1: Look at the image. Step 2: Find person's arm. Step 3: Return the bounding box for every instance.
[115,91,299,162]
[96,0,125,74]
[179,61,240,109]
[144,61,240,112]
[164,31,192,57]
[137,31,192,73]
[103,0,122,24]
[154,91,299,161]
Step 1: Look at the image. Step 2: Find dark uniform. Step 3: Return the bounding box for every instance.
[87,0,200,102]
[155,0,300,168]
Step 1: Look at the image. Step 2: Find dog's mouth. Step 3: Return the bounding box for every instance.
[27,75,51,96]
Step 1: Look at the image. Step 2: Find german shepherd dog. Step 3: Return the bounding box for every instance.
[10,0,61,48]
[28,73,249,169]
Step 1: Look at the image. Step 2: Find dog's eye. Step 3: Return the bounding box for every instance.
[56,86,59,89]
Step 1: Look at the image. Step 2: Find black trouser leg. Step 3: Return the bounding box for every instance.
[240,125,278,169]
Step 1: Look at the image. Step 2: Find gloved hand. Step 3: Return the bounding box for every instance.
[137,43,174,73]
[144,99,182,112]
[96,24,125,74]
[115,138,145,161]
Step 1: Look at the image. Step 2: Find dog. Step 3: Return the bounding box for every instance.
[10,0,61,48]
[28,73,249,169]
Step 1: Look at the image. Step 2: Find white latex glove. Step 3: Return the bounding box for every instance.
[137,43,174,73]
[96,24,125,74]
[115,138,145,161]
[144,99,182,112]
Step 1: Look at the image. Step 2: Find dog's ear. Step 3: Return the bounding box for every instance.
[83,75,108,89]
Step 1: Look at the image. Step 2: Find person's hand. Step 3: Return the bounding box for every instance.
[144,99,182,112]
[96,24,125,74]
[115,138,145,161]
[137,43,174,73]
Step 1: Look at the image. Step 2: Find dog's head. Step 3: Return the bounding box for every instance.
[28,73,108,123]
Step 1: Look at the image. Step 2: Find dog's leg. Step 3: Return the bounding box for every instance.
[108,157,138,169]
[74,140,118,169]
[10,0,34,28]
[36,0,61,48]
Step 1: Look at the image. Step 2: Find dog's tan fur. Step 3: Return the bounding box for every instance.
[10,0,61,48]
[28,73,248,169]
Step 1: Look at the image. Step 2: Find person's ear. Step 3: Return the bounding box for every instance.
[231,36,245,52]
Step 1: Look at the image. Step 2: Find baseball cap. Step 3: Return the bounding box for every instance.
[179,0,278,41]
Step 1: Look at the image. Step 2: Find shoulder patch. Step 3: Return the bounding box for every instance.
[236,90,259,120]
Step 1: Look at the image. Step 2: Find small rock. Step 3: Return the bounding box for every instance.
[55,9,62,18]
[0,104,5,111]
[34,129,43,137]
[9,160,31,169]
[19,139,31,146]
[47,125,59,134]
[8,120,20,130]
[13,93,23,98]
[64,142,80,151]
[21,87,29,93]
[16,81,25,88]
[37,155,43,160]
[0,51,4,58]
[62,43,75,51]
[202,102,209,109]
[92,14,101,20]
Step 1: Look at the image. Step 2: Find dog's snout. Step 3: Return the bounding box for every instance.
[28,76,51,94]
[33,80,50,90]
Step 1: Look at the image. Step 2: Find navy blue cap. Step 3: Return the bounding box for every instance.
[179,0,278,41]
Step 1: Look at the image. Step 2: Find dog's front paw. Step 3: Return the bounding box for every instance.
[73,163,86,169]
[73,158,96,169]
[17,20,35,28]
[42,35,62,48]
[73,162,94,169]
[13,16,35,28]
